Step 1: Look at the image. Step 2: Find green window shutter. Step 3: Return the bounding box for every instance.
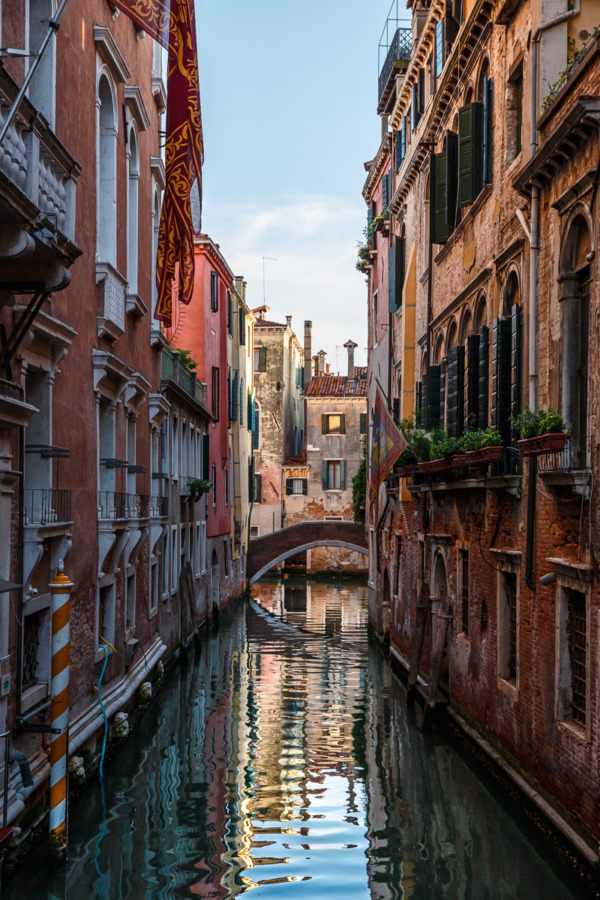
[339,414,346,434]
[302,478,308,495]
[388,242,397,312]
[322,461,328,491]
[465,334,480,429]
[491,317,511,442]
[360,412,367,434]
[439,360,447,429]
[458,103,484,208]
[478,325,489,429]
[232,371,239,422]
[256,474,262,503]
[258,347,267,372]
[340,460,346,491]
[483,73,493,183]
[445,131,458,230]
[446,345,465,437]
[286,478,293,495]
[396,237,405,306]
[511,303,522,432]
[429,364,441,429]
[382,173,390,210]
[395,130,404,170]
[202,433,210,480]
[431,152,450,244]
[321,414,327,434]
[247,392,253,431]
[420,372,428,428]
[367,207,373,232]
[239,308,245,344]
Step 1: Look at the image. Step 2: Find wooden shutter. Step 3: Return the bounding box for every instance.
[302,478,308,495]
[227,291,233,336]
[414,380,421,422]
[458,103,484,207]
[445,9,459,48]
[202,433,210,480]
[258,347,267,372]
[360,412,367,433]
[388,242,397,313]
[339,414,346,434]
[392,398,400,425]
[420,373,427,428]
[446,345,465,437]
[439,360,447,429]
[322,461,328,490]
[412,82,420,129]
[255,474,262,503]
[491,317,511,441]
[445,131,458,230]
[435,19,444,76]
[431,152,449,244]
[464,334,480,428]
[397,237,405,304]
[367,207,373,232]
[511,303,522,430]
[286,478,293,495]
[483,73,493,183]
[382,173,390,209]
[340,460,346,490]
[239,308,245,344]
[321,414,327,434]
[232,370,239,421]
[419,67,426,113]
[395,130,403,170]
[429,364,441,429]
[478,325,489,428]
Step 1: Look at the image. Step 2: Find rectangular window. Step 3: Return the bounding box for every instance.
[507,63,523,162]
[239,307,246,344]
[224,467,229,506]
[286,477,308,495]
[435,18,444,77]
[559,588,587,727]
[162,532,169,595]
[212,464,217,507]
[498,571,518,682]
[250,526,259,538]
[254,346,267,372]
[171,526,178,592]
[227,290,233,337]
[253,473,262,503]
[322,460,346,491]
[459,548,469,636]
[98,584,116,649]
[172,416,179,477]
[360,412,367,434]
[212,367,220,421]
[321,414,346,434]
[382,172,390,210]
[211,271,218,311]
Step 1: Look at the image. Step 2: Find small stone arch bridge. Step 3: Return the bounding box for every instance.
[247,521,368,586]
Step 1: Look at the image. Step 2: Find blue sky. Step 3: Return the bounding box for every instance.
[196,0,395,373]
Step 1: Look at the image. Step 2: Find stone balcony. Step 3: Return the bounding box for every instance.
[0,62,81,297]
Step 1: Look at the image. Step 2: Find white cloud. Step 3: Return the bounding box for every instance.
[202,193,369,372]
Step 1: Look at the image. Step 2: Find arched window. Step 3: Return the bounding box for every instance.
[560,212,592,466]
[152,187,161,310]
[29,0,56,126]
[253,400,261,451]
[127,125,140,294]
[97,72,118,265]
[477,61,493,184]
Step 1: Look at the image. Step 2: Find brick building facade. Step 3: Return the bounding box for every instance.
[364,0,600,857]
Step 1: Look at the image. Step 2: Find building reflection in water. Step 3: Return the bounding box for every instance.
[4,579,587,899]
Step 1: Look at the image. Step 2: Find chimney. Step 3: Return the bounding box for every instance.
[312,355,319,377]
[286,315,292,329]
[303,321,312,390]
[344,339,358,380]
[317,350,326,375]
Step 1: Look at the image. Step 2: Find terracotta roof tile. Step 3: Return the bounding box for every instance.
[255,319,286,328]
[283,451,307,466]
[305,374,367,398]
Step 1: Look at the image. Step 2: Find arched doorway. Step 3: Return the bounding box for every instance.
[560,211,592,467]
[432,550,450,693]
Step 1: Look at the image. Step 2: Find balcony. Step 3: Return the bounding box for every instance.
[405,448,522,495]
[23,488,71,525]
[161,349,208,408]
[538,437,592,498]
[378,24,412,113]
[0,63,81,296]
[150,494,169,517]
[98,491,149,520]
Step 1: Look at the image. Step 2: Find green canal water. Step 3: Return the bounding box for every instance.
[4,579,593,898]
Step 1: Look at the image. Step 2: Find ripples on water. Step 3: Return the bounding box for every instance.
[5,579,590,899]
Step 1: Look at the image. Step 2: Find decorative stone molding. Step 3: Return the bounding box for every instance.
[92,350,133,401]
[126,292,147,321]
[148,392,170,428]
[125,372,150,414]
[151,77,167,113]
[94,26,131,84]
[124,85,150,132]
[150,156,166,191]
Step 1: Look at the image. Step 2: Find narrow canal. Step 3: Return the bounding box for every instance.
[5,578,592,899]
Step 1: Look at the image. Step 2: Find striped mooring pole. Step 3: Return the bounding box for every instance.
[48,562,72,861]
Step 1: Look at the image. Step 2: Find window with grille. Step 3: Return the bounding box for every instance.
[498,570,518,683]
[211,271,218,311]
[23,612,41,690]
[567,589,587,725]
[459,548,469,636]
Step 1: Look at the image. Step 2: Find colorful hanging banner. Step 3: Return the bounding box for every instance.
[110,0,203,327]
[369,385,407,505]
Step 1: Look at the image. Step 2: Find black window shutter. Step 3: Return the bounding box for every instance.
[321,414,327,434]
[392,399,400,425]
[412,82,420,129]
[202,433,210,480]
[439,359,447,429]
[464,333,480,429]
[285,478,293,495]
[478,325,489,428]
[339,414,346,434]
[491,317,511,441]
[445,7,459,48]
[446,345,465,437]
[458,103,484,208]
[256,474,262,503]
[396,236,405,304]
[227,291,233,336]
[511,303,522,431]
[302,478,308,495]
[259,347,267,372]
[239,308,245,344]
[388,242,397,313]
[445,131,458,230]
[360,412,367,433]
[322,461,328,490]
[431,152,449,244]
[415,380,421,423]
[420,372,428,428]
[429,364,441,428]
[396,130,404,170]
[419,67,425,113]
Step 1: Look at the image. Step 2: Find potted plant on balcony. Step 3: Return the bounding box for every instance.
[420,430,450,473]
[394,444,418,477]
[188,478,212,501]
[460,428,504,464]
[513,408,567,456]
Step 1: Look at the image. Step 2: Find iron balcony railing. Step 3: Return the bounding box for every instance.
[537,435,593,473]
[379,27,412,103]
[150,494,169,517]
[161,350,208,407]
[23,488,71,525]
[98,491,149,519]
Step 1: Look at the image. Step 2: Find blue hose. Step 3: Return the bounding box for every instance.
[97,645,110,782]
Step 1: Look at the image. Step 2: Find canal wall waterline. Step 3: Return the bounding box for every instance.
[388,640,600,875]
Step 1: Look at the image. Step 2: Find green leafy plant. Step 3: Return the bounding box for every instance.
[538,409,566,435]
[512,407,566,438]
[431,432,462,460]
[188,478,212,495]
[460,427,503,451]
[352,439,367,523]
[396,445,417,466]
[173,348,198,371]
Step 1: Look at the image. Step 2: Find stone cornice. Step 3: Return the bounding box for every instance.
[363,134,392,202]
[94,26,131,84]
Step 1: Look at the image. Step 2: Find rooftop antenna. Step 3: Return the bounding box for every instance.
[262,257,278,304]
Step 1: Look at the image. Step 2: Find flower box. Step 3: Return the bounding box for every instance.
[449,453,469,468]
[475,445,504,463]
[420,458,447,473]
[517,433,568,456]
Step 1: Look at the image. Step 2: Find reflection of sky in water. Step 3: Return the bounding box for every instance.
[4,580,590,899]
